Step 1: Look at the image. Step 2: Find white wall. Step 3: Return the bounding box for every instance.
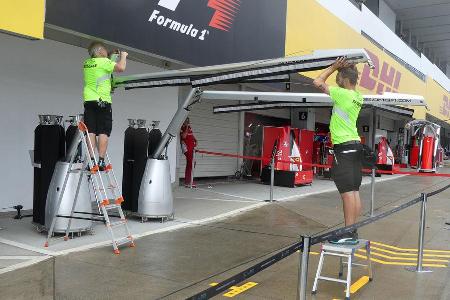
[421,54,450,90]
[0,33,178,211]
[379,0,396,32]
[178,98,240,178]
[317,0,362,33]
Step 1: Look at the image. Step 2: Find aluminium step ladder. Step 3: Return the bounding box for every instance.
[44,121,135,255]
[312,239,373,300]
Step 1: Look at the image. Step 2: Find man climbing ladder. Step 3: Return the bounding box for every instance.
[45,120,135,255]
[83,41,128,170]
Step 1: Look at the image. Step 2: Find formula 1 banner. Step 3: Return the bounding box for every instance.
[45,0,287,66]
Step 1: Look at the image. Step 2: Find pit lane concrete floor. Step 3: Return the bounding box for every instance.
[1,172,450,299]
[0,174,399,262]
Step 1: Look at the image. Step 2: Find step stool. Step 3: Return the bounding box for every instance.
[312,239,373,300]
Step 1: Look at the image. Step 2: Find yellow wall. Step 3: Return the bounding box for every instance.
[0,0,45,39]
[286,0,450,123]
[425,79,450,121]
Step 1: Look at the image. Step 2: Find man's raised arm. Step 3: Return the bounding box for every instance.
[114,51,128,73]
[313,57,350,95]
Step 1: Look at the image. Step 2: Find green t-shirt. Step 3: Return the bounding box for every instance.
[83,57,116,103]
[329,86,363,145]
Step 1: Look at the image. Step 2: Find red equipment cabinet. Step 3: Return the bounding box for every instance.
[406,120,441,173]
[313,138,321,167]
[409,137,419,168]
[298,129,314,171]
[313,133,333,178]
[437,145,444,167]
[262,126,291,171]
[420,136,435,171]
[376,136,394,169]
[261,126,313,187]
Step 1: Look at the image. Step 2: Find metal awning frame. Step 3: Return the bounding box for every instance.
[113,49,374,90]
[112,48,426,158]
[151,88,427,158]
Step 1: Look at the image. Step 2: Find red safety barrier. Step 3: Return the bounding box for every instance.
[368,169,450,177]
[196,150,264,162]
[196,149,450,178]
[196,150,331,169]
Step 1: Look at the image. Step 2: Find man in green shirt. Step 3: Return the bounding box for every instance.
[314,57,364,245]
[83,41,128,170]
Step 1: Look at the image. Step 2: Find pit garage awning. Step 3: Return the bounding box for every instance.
[209,92,422,116]
[206,91,427,114]
[113,48,427,158]
[113,49,374,90]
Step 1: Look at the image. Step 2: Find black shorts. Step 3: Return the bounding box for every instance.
[331,142,363,194]
[83,101,113,136]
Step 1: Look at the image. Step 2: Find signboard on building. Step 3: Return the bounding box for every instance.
[0,0,45,39]
[286,0,450,124]
[46,0,287,66]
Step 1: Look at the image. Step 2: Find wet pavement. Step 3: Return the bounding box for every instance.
[1,172,450,299]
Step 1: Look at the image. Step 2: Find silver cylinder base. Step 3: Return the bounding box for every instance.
[44,162,93,233]
[137,159,174,218]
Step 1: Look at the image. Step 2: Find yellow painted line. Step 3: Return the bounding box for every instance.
[297,250,319,255]
[209,283,218,287]
[354,253,447,267]
[372,241,450,254]
[344,276,370,294]
[357,249,449,263]
[370,246,450,258]
[223,282,258,298]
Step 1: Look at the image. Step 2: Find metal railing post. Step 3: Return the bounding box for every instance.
[406,193,432,273]
[190,150,196,189]
[270,157,275,202]
[370,168,376,217]
[370,106,377,217]
[298,236,310,300]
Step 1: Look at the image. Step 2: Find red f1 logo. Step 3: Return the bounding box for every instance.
[208,0,241,32]
[158,0,241,32]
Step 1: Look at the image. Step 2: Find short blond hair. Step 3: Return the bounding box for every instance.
[88,41,106,58]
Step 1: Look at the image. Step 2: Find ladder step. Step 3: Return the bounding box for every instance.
[94,186,118,192]
[114,236,133,247]
[100,197,124,206]
[108,220,127,228]
[104,204,121,210]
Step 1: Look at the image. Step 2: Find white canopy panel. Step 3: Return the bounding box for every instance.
[211,102,415,117]
[202,91,427,112]
[113,49,373,89]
